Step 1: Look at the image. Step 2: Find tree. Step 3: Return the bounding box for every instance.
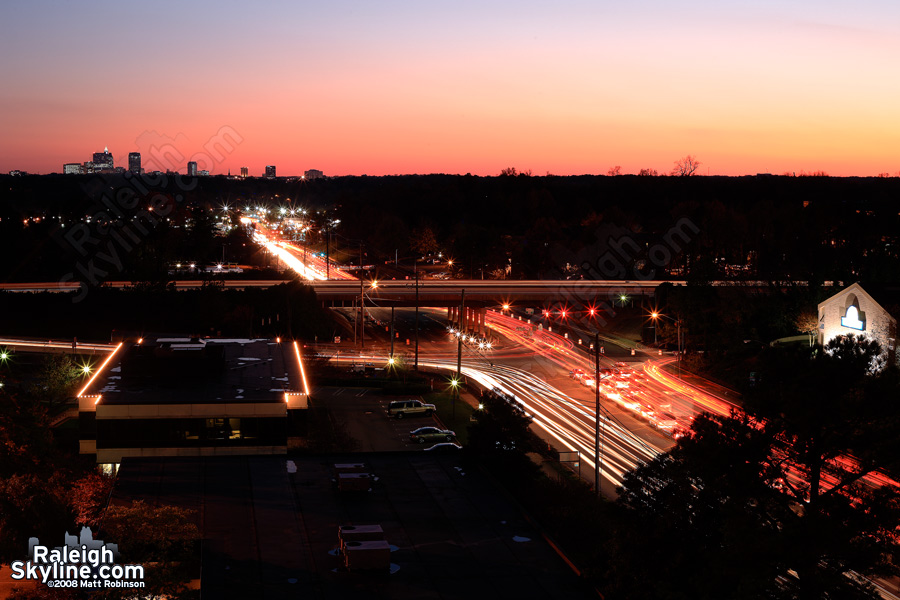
[795,309,819,346]
[610,412,786,600]
[8,582,79,599]
[744,336,900,599]
[468,389,534,454]
[672,155,701,176]
[409,226,439,256]
[607,166,622,176]
[100,501,200,599]
[27,354,81,410]
[0,472,72,564]
[0,390,54,477]
[637,168,658,176]
[69,472,114,528]
[499,167,518,176]
[0,387,76,563]
[610,336,900,600]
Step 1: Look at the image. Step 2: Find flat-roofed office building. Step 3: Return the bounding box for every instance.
[78,337,310,465]
[128,152,141,173]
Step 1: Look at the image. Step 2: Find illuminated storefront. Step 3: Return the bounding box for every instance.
[817,283,897,368]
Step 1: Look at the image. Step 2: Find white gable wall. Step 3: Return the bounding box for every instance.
[818,283,897,368]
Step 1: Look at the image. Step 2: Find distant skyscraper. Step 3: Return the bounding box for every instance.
[187,161,198,176]
[92,147,114,172]
[240,167,249,178]
[265,165,276,178]
[304,169,324,180]
[64,163,84,175]
[128,152,141,173]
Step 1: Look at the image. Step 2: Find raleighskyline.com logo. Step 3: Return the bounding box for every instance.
[9,527,145,589]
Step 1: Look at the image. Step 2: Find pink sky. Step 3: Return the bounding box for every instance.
[3,1,900,176]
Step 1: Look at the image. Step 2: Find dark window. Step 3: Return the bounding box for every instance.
[95,417,286,449]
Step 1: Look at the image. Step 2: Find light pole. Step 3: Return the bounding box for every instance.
[651,311,682,378]
[450,377,459,421]
[414,258,419,371]
[456,288,465,381]
[360,279,378,350]
[588,332,617,497]
[544,307,611,497]
[594,331,601,496]
[358,243,364,347]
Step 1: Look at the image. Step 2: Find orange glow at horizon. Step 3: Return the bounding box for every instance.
[4,3,900,177]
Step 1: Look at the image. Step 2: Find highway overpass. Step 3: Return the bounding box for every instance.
[0,279,678,307]
[312,279,675,307]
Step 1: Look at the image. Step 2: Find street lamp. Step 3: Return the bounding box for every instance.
[414,257,420,371]
[591,332,615,496]
[543,309,612,496]
[449,377,460,421]
[650,311,683,378]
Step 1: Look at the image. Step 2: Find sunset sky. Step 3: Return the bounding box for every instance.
[2,0,900,176]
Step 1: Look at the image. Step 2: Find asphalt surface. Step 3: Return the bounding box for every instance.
[313,386,454,452]
[111,455,595,600]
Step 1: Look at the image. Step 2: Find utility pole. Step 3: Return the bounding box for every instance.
[414,259,419,371]
[390,306,394,359]
[359,277,364,349]
[457,289,465,379]
[455,288,465,421]
[677,318,682,379]
[594,331,602,496]
[359,242,364,349]
[325,225,330,279]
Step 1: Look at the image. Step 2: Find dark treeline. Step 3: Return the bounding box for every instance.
[0,281,334,342]
[285,173,900,282]
[2,173,900,283]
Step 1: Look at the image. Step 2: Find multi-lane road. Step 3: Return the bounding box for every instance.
[339,305,898,512]
[320,305,736,495]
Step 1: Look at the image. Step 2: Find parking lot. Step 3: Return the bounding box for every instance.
[313,387,459,452]
[111,453,593,600]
